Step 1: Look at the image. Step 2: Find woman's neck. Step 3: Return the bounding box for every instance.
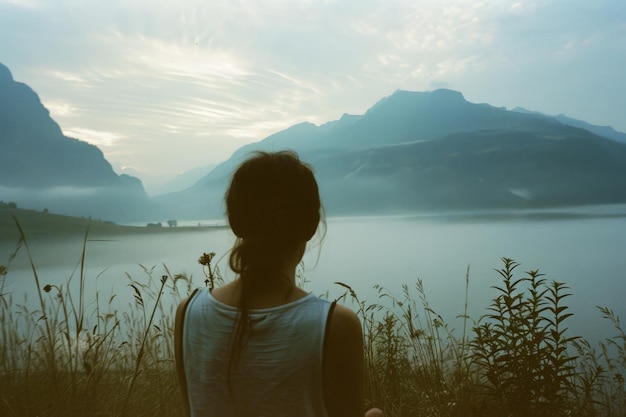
[212,276,307,309]
[213,240,308,308]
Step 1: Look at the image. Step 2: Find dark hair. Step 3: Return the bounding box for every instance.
[224,150,322,374]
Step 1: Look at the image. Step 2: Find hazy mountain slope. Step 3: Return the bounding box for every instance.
[158,89,626,219]
[191,89,599,187]
[0,63,156,222]
[313,130,626,213]
[512,107,626,144]
[209,89,573,164]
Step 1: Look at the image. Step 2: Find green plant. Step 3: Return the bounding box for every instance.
[596,307,626,416]
[470,258,580,417]
[335,275,475,417]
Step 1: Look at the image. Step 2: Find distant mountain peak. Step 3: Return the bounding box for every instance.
[290,121,316,129]
[389,88,466,101]
[339,112,359,121]
[430,88,466,102]
[0,63,12,82]
[390,88,422,96]
[370,88,467,115]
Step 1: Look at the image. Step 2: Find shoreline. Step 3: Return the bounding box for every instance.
[3,204,626,244]
[0,208,228,245]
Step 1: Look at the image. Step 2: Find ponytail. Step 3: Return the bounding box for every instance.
[223,151,322,388]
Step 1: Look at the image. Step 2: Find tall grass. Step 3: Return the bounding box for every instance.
[1,220,625,417]
[0,217,190,416]
[335,258,626,417]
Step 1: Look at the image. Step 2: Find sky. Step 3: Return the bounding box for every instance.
[2,0,625,191]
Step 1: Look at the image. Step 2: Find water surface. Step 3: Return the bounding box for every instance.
[2,209,625,344]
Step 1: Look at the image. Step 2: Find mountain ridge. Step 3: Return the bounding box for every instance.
[3,61,625,222]
[156,89,626,219]
[511,106,626,144]
[0,63,156,222]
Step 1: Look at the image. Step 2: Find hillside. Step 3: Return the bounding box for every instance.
[157,89,626,218]
[0,207,220,245]
[512,106,626,144]
[0,63,157,222]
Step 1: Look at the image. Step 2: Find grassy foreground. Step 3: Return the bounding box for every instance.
[1,218,625,417]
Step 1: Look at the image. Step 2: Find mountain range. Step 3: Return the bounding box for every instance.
[2,61,626,222]
[157,89,626,218]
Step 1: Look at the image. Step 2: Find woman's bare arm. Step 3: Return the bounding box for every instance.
[323,303,365,417]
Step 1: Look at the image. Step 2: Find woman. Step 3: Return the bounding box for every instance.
[175,151,382,417]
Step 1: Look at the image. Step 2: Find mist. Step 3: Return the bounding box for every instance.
[0,185,160,223]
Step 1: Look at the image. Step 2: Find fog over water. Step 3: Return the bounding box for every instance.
[2,210,625,345]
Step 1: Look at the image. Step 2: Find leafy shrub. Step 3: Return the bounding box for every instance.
[470,258,580,417]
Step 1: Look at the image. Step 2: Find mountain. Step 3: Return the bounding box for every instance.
[157,89,626,218]
[4,62,624,222]
[511,107,626,144]
[154,164,218,196]
[0,63,156,222]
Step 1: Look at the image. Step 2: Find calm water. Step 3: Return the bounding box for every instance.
[2,210,625,344]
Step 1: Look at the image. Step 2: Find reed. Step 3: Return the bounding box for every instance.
[0,217,190,416]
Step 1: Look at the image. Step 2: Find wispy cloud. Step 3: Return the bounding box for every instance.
[45,100,78,117]
[0,0,41,9]
[63,128,123,147]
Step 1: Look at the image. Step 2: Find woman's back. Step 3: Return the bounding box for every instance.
[175,151,370,417]
[182,287,333,417]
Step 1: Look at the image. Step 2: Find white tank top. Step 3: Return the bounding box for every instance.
[182,288,333,417]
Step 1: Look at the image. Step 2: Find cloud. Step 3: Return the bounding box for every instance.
[51,71,87,84]
[63,128,123,147]
[0,185,100,200]
[0,0,41,9]
[45,100,78,118]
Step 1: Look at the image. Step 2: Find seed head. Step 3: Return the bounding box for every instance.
[198,252,216,266]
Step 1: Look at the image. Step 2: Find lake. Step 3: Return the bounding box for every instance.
[2,206,625,345]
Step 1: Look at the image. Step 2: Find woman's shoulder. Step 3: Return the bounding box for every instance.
[327,303,362,341]
[323,303,363,417]
[210,282,238,306]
